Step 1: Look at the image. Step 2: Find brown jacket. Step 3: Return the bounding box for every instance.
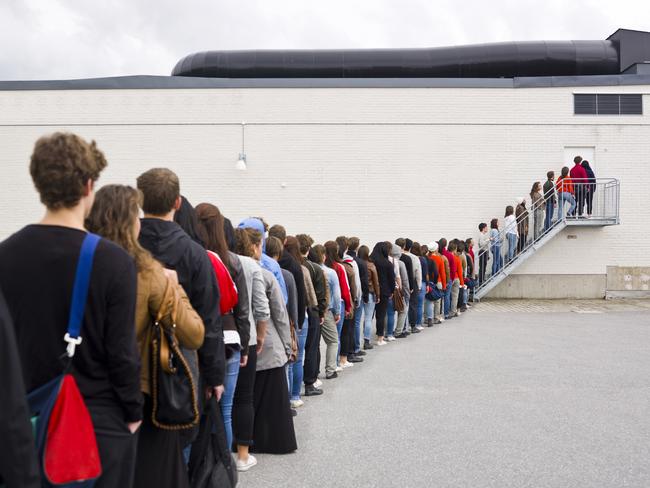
[136,257,205,394]
[366,261,381,297]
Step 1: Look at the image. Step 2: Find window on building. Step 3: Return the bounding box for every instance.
[574,94,643,115]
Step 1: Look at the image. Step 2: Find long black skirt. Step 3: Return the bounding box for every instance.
[251,366,297,454]
[133,395,190,488]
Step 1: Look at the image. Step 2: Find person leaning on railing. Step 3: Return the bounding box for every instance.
[543,171,557,231]
[556,167,576,219]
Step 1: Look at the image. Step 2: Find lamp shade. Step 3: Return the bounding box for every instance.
[235,154,247,171]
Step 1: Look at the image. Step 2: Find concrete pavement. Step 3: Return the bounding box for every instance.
[239,301,650,488]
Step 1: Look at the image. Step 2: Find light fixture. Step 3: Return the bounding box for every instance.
[235,122,247,170]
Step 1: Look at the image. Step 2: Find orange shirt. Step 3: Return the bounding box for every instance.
[556,176,574,194]
[429,254,446,288]
[453,255,465,286]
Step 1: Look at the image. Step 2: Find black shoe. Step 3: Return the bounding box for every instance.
[411,328,421,334]
[355,350,367,356]
[348,355,364,363]
[291,408,298,417]
[326,371,338,380]
[304,385,324,396]
[403,330,411,336]
[364,340,374,350]
[396,332,408,339]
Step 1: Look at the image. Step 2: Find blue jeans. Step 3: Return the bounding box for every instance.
[221,349,241,450]
[363,294,376,341]
[443,281,452,317]
[559,191,576,218]
[491,246,503,275]
[336,300,344,363]
[417,282,426,325]
[544,200,554,230]
[290,317,308,401]
[386,296,395,337]
[506,233,517,262]
[353,302,363,352]
[424,298,434,320]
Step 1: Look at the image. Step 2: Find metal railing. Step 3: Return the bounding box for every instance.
[474,178,620,298]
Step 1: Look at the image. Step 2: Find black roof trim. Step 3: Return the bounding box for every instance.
[1,74,650,91]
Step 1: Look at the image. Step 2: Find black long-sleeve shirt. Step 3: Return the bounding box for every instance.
[348,250,370,303]
[278,250,306,328]
[400,254,415,292]
[0,225,143,422]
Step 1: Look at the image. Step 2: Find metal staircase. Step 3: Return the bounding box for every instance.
[474,178,620,300]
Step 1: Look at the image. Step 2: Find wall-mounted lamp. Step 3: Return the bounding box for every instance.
[235,122,247,171]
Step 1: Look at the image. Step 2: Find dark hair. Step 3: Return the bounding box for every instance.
[31,132,107,210]
[370,241,390,263]
[561,166,569,178]
[285,236,303,264]
[505,205,514,217]
[324,240,342,267]
[395,237,406,248]
[465,238,473,250]
[234,228,254,257]
[573,155,582,164]
[479,222,487,232]
[137,168,180,216]
[335,236,348,259]
[173,196,205,247]
[223,218,235,251]
[490,218,499,229]
[411,242,421,256]
[268,224,287,242]
[296,234,313,255]
[347,237,360,251]
[547,170,555,180]
[438,238,447,251]
[266,236,283,259]
[448,241,457,252]
[312,244,326,263]
[358,245,370,261]
[195,202,233,272]
[244,228,262,246]
[456,240,465,252]
[581,160,591,170]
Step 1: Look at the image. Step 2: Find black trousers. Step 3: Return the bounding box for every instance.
[479,252,488,284]
[408,287,419,327]
[340,316,356,356]
[585,188,594,214]
[575,186,585,216]
[374,297,388,336]
[303,309,321,386]
[232,345,257,447]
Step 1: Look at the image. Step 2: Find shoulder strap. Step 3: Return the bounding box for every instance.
[64,233,101,357]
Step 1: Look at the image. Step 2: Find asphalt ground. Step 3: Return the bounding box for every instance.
[239,301,650,488]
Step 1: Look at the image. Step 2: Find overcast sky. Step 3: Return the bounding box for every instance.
[1,0,648,80]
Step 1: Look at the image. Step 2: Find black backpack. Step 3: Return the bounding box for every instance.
[188,397,238,488]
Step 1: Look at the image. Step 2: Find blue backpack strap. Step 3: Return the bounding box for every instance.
[64,233,101,357]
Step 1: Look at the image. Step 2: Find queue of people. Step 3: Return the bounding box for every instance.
[476,155,597,285]
[0,133,481,488]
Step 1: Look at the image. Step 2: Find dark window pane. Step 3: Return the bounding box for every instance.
[620,94,643,115]
[574,94,596,114]
[597,94,620,115]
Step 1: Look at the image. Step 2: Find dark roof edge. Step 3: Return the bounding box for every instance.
[1,74,650,91]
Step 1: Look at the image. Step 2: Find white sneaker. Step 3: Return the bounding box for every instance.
[376,339,387,346]
[290,399,304,408]
[236,454,258,472]
[335,365,343,372]
[341,361,354,369]
[386,336,397,342]
[313,379,323,389]
[416,325,425,331]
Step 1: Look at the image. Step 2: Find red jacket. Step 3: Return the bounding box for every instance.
[570,163,588,188]
[333,262,352,314]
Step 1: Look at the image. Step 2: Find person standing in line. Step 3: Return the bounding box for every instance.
[412,242,428,328]
[403,239,423,332]
[556,167,577,218]
[247,232,296,455]
[477,223,490,285]
[347,237,369,358]
[337,237,363,364]
[370,242,395,346]
[0,133,143,488]
[515,198,529,254]
[570,155,588,217]
[296,234,329,394]
[439,238,454,319]
[385,242,400,342]
[530,182,544,240]
[358,245,380,348]
[504,205,518,263]
[489,218,503,275]
[427,241,446,324]
[231,228,270,472]
[448,241,464,318]
[87,185,205,488]
[543,171,556,231]
[392,244,411,338]
[581,160,597,218]
[324,241,352,366]
[312,244,341,380]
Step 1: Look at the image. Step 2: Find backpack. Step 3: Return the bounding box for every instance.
[206,251,238,314]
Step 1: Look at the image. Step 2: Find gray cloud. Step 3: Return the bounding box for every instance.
[0,0,648,80]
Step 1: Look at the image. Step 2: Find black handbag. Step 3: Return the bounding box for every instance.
[189,397,238,488]
[425,281,444,301]
[151,283,199,430]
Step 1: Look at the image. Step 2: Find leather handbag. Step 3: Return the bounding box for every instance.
[392,287,405,312]
[151,282,199,430]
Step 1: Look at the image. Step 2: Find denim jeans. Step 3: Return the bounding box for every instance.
[417,282,426,325]
[363,294,376,341]
[558,191,576,218]
[386,296,395,337]
[544,199,554,230]
[506,233,517,262]
[443,280,452,317]
[290,317,309,401]
[221,349,241,452]
[492,246,503,275]
[353,302,363,353]
[424,298,434,320]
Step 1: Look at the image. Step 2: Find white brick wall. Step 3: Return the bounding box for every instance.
[0,84,648,277]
